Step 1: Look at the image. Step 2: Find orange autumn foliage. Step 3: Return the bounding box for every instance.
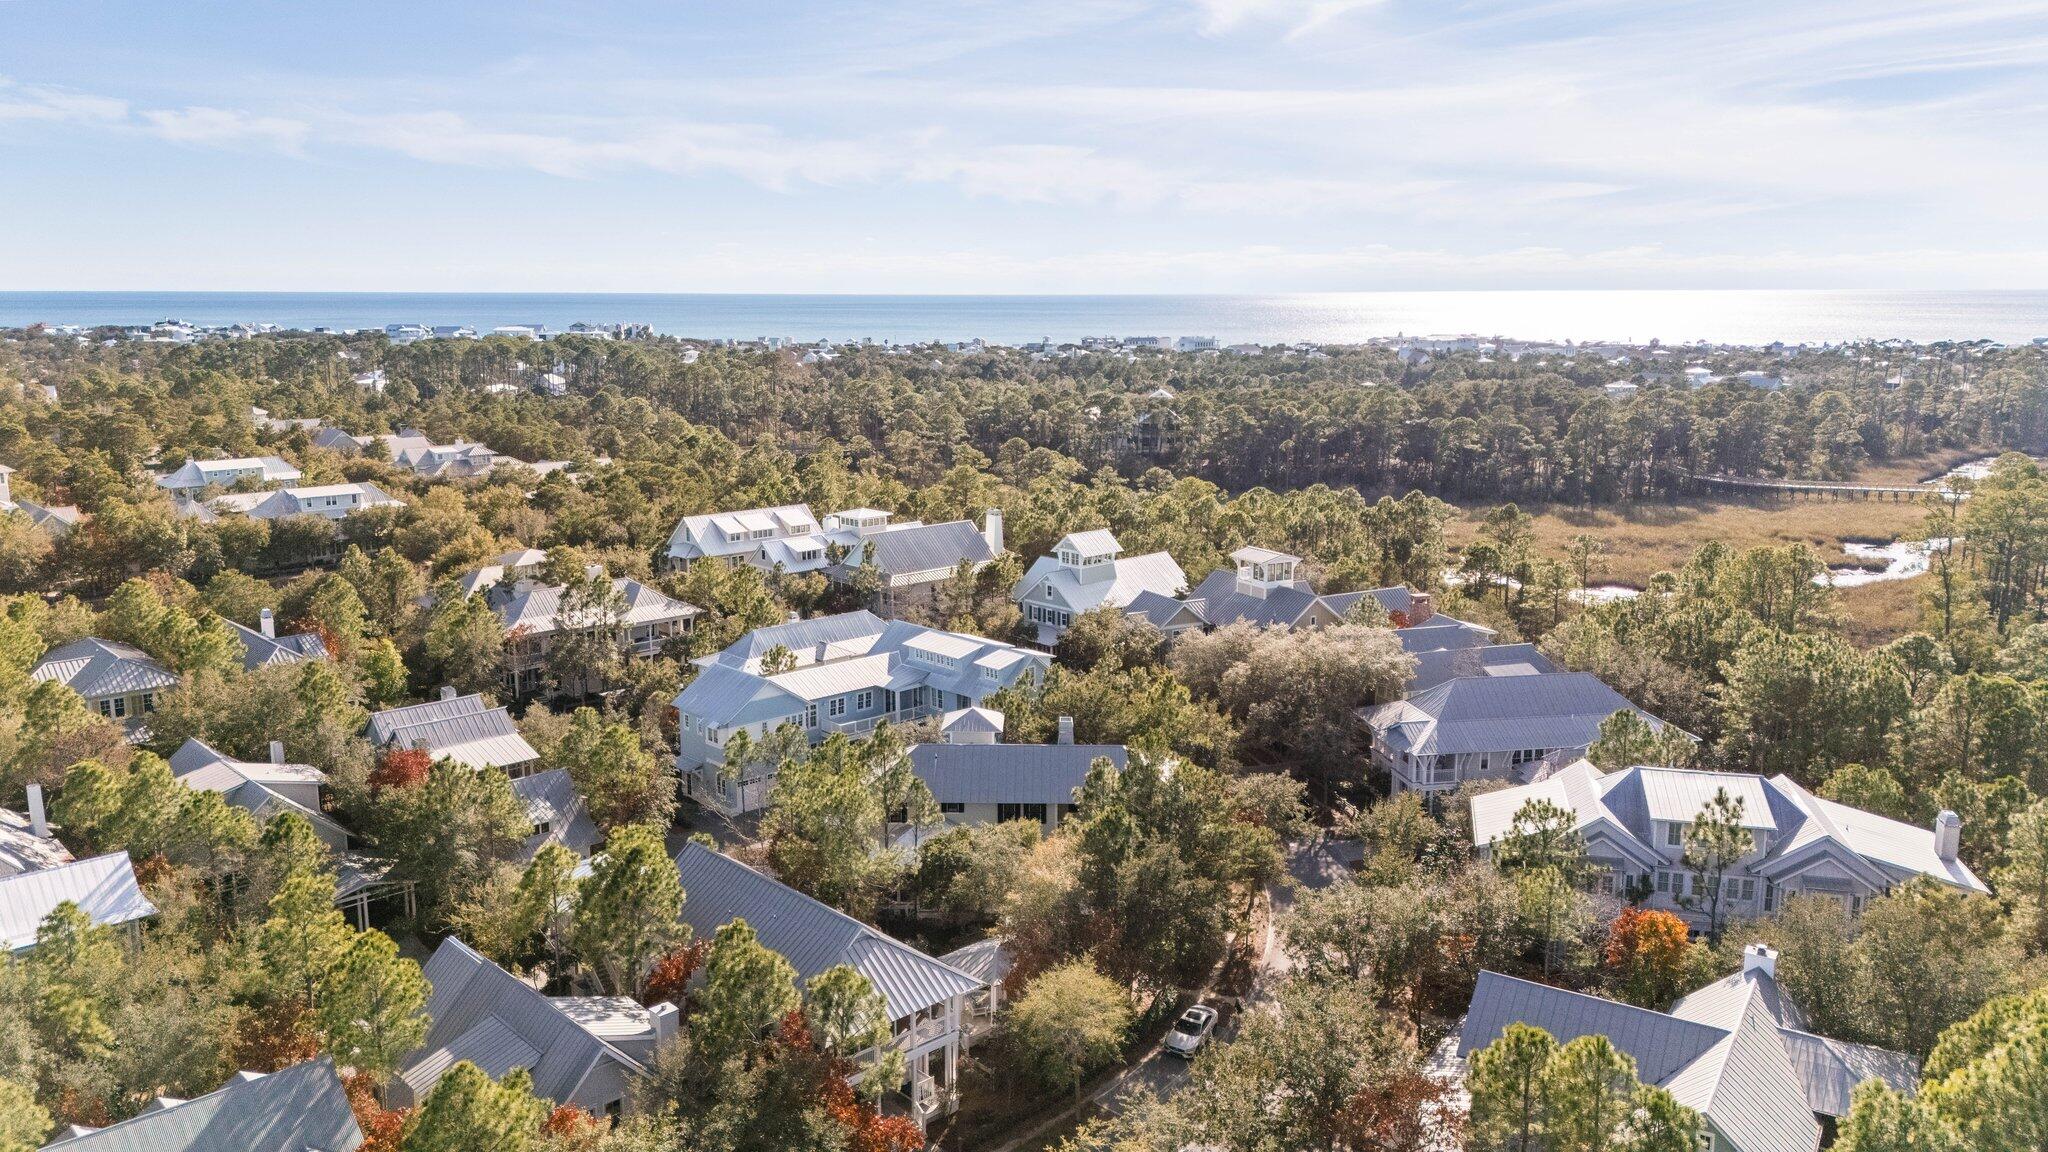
[1603,906,1696,1006]
[368,747,433,793]
[232,1003,323,1072]
[643,939,710,1008]
[344,1071,410,1152]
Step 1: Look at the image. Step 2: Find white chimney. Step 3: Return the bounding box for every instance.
[1056,715,1075,745]
[1741,943,1777,980]
[650,1000,680,1045]
[439,684,459,702]
[258,607,275,639]
[984,508,1005,556]
[1934,810,1962,862]
[268,740,286,764]
[26,783,48,838]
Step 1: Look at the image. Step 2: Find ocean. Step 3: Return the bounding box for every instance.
[2,289,2046,347]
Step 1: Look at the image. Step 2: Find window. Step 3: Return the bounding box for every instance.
[1763,881,1778,912]
[103,696,127,719]
[1021,804,1048,823]
[997,803,1025,823]
[828,697,847,718]
[1656,870,1674,894]
[803,703,818,729]
[1666,822,1685,846]
[1723,877,1756,902]
[855,690,874,711]
[1509,747,1548,766]
[939,802,965,814]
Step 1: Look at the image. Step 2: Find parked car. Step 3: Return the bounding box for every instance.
[1163,1004,1219,1058]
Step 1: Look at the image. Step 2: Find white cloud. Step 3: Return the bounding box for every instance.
[141,107,309,151]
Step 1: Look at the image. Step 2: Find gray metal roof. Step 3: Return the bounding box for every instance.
[0,808,74,876]
[848,519,995,577]
[31,638,179,699]
[1459,971,1729,1085]
[1406,643,1558,692]
[400,937,643,1106]
[223,620,328,671]
[908,743,1126,806]
[1776,1029,1919,1118]
[706,610,889,669]
[1394,615,1495,653]
[1,851,157,952]
[673,843,983,1021]
[1365,671,1655,757]
[511,769,602,861]
[41,1058,361,1152]
[367,695,538,771]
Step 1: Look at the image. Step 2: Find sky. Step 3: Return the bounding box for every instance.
[3,0,2047,293]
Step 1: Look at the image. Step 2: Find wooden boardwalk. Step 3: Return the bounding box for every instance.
[1685,472,1962,502]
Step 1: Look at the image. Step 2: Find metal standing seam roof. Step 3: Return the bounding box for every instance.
[1056,529,1121,556]
[31,638,180,699]
[223,620,328,671]
[1394,615,1496,653]
[489,574,699,638]
[0,808,74,875]
[845,519,995,577]
[673,843,984,1021]
[1471,761,1989,897]
[0,851,158,952]
[1364,671,1656,758]
[1014,550,1189,615]
[368,695,540,770]
[400,937,646,1106]
[1406,643,1559,692]
[704,610,890,670]
[511,769,602,861]
[667,503,819,559]
[40,1058,363,1152]
[907,743,1127,806]
[366,693,485,743]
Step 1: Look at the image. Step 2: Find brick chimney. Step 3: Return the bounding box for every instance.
[1407,590,1436,626]
[1934,810,1962,862]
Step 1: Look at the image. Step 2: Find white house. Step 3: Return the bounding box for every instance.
[1011,530,1187,645]
[0,852,157,954]
[154,455,302,493]
[1122,546,1422,637]
[169,737,350,851]
[203,482,405,522]
[1470,760,1988,919]
[665,505,1005,611]
[41,1058,364,1152]
[673,612,1049,815]
[366,689,541,776]
[452,549,699,698]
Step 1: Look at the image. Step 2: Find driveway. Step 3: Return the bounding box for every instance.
[1252,836,1361,998]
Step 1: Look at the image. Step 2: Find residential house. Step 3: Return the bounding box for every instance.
[674,843,985,1126]
[154,455,302,493]
[40,1058,363,1152]
[831,510,1005,614]
[314,425,508,479]
[391,937,652,1116]
[201,481,404,522]
[664,505,1005,613]
[225,608,329,671]
[1,788,71,878]
[1123,546,1427,636]
[169,737,350,851]
[1470,760,1988,918]
[367,689,541,777]
[0,852,157,953]
[455,549,699,697]
[900,709,1126,840]
[1405,643,1558,693]
[15,497,84,538]
[511,768,602,863]
[1011,530,1188,645]
[673,612,1049,815]
[1457,945,1925,1151]
[31,637,178,730]
[1361,671,1669,796]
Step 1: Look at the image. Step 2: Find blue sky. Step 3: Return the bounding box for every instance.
[3,0,2046,292]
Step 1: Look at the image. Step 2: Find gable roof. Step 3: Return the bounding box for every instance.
[223,620,328,671]
[703,610,890,672]
[0,852,158,952]
[31,638,179,699]
[673,843,983,1020]
[1395,615,1496,653]
[1471,761,1988,896]
[484,570,699,638]
[511,769,602,861]
[400,938,644,1106]
[1459,972,1822,1152]
[1364,671,1657,758]
[844,519,995,577]
[41,1058,362,1152]
[907,743,1128,807]
[1015,550,1188,616]
[366,694,539,771]
[166,738,347,845]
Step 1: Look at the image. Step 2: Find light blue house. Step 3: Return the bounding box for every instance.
[673,611,1049,815]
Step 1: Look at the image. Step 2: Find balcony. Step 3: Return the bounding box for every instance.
[827,706,939,737]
